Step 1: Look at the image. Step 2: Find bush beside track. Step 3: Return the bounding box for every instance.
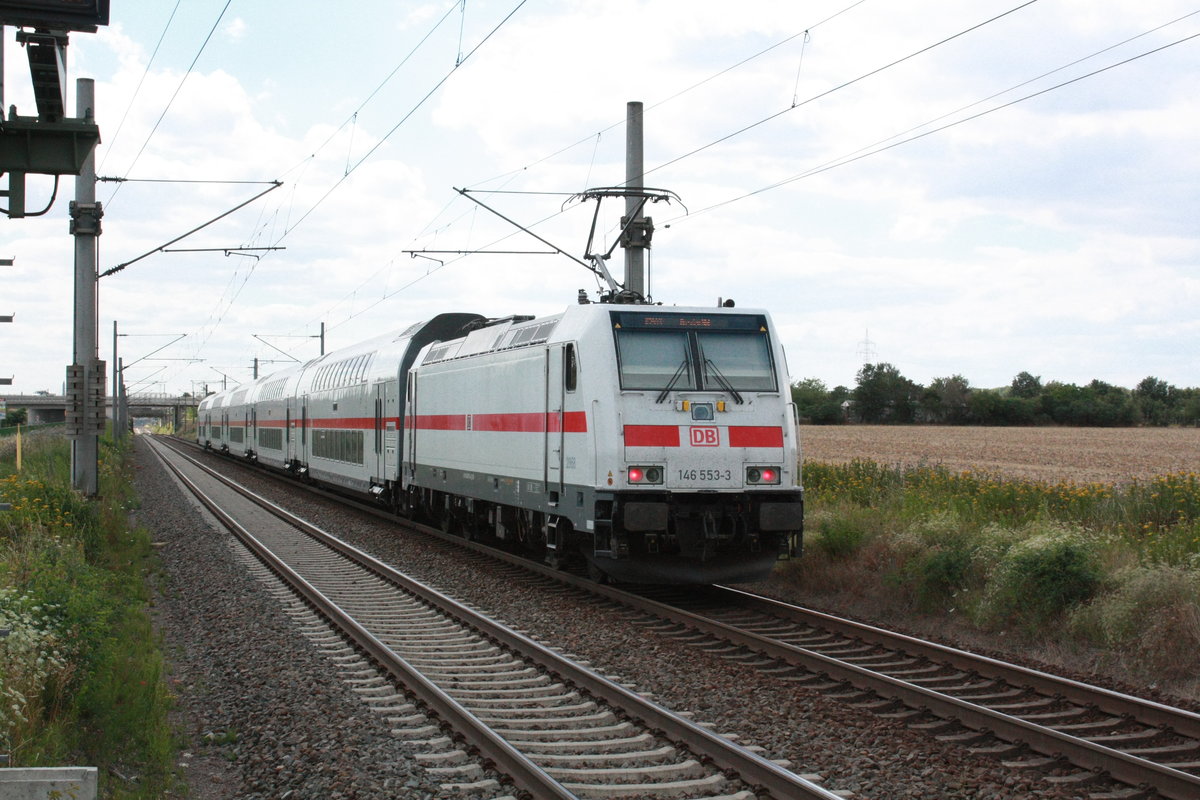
[0,428,176,797]
[776,459,1200,696]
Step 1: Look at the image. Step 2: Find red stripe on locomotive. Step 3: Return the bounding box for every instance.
[728,426,784,448]
[624,425,783,447]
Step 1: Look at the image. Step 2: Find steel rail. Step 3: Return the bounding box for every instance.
[711,583,1200,740]
[157,438,843,800]
[580,583,1200,800]
[149,439,577,800]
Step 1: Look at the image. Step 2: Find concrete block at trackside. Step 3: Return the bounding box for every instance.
[0,767,98,799]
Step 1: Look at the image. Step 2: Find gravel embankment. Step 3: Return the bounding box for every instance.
[140,438,1098,799]
[133,438,480,800]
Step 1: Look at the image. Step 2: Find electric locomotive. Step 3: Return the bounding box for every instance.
[404,301,802,583]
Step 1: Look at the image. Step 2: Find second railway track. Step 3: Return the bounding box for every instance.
[148,435,844,800]
[615,584,1200,800]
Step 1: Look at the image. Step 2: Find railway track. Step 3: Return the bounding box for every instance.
[149,436,843,800]
[172,436,1200,797]
[612,584,1200,800]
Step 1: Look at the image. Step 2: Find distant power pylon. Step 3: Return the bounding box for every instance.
[857,329,877,364]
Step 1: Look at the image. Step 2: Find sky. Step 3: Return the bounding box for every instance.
[1,0,1197,397]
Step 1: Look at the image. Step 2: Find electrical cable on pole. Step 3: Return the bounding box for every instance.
[99,181,282,278]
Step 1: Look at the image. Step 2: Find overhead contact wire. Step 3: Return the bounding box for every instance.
[641,0,1041,181]
[97,0,181,174]
[105,0,234,206]
[204,0,529,355]
[272,0,530,244]
[677,29,1200,221]
[274,0,463,182]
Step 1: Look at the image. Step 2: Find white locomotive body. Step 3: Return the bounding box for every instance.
[199,303,803,584]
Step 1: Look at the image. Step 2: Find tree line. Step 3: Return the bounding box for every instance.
[793,365,1200,426]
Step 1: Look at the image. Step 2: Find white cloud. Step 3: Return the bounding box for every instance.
[223,17,247,42]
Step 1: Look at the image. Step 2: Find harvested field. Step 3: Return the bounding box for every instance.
[799,425,1200,484]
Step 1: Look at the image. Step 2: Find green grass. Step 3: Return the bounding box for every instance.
[0,429,179,797]
[803,460,1200,563]
[791,460,1200,682]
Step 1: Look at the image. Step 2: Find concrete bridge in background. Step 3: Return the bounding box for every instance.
[1,393,200,426]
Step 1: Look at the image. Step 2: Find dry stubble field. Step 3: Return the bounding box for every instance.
[800,425,1200,484]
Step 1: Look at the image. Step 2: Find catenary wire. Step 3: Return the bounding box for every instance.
[273,0,464,183]
[313,0,994,335]
[640,0,1040,182]
[104,0,234,208]
[766,8,1200,201]
[333,2,1190,339]
[272,0,530,244]
[96,0,181,174]
[180,0,529,372]
[668,29,1200,223]
[170,5,1184,385]
[460,0,874,194]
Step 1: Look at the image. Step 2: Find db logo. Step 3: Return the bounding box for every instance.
[689,426,719,447]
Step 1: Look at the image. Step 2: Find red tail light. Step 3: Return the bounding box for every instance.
[746,466,781,485]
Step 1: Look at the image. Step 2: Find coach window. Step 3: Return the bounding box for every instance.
[564,343,577,392]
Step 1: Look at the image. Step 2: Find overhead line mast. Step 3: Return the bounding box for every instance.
[623,101,649,297]
[455,101,682,306]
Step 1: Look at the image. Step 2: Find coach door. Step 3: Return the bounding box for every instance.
[299,398,308,462]
[372,382,391,480]
[545,344,565,493]
[383,383,399,477]
[404,372,418,481]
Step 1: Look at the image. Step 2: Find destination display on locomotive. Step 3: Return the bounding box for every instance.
[611,311,768,331]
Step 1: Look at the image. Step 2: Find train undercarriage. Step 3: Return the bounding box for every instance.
[408,484,802,585]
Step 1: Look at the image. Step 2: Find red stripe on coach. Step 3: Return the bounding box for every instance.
[306,417,376,429]
[473,412,543,432]
[410,414,467,431]
[411,411,588,433]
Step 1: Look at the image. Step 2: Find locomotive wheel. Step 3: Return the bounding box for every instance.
[586,559,609,584]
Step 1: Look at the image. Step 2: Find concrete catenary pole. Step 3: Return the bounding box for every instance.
[118,356,126,436]
[69,78,102,495]
[622,101,645,298]
[111,320,123,441]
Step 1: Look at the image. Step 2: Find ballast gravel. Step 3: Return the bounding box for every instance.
[132,438,474,800]
[138,438,1099,799]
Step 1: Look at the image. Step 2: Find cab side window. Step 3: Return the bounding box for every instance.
[564,343,577,392]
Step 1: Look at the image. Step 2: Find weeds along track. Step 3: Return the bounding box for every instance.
[148,437,841,800]
[617,584,1200,800]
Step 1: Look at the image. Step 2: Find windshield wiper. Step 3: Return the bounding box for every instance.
[656,358,691,403]
[703,358,744,404]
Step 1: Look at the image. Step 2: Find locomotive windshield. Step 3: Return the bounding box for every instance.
[612,311,777,394]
